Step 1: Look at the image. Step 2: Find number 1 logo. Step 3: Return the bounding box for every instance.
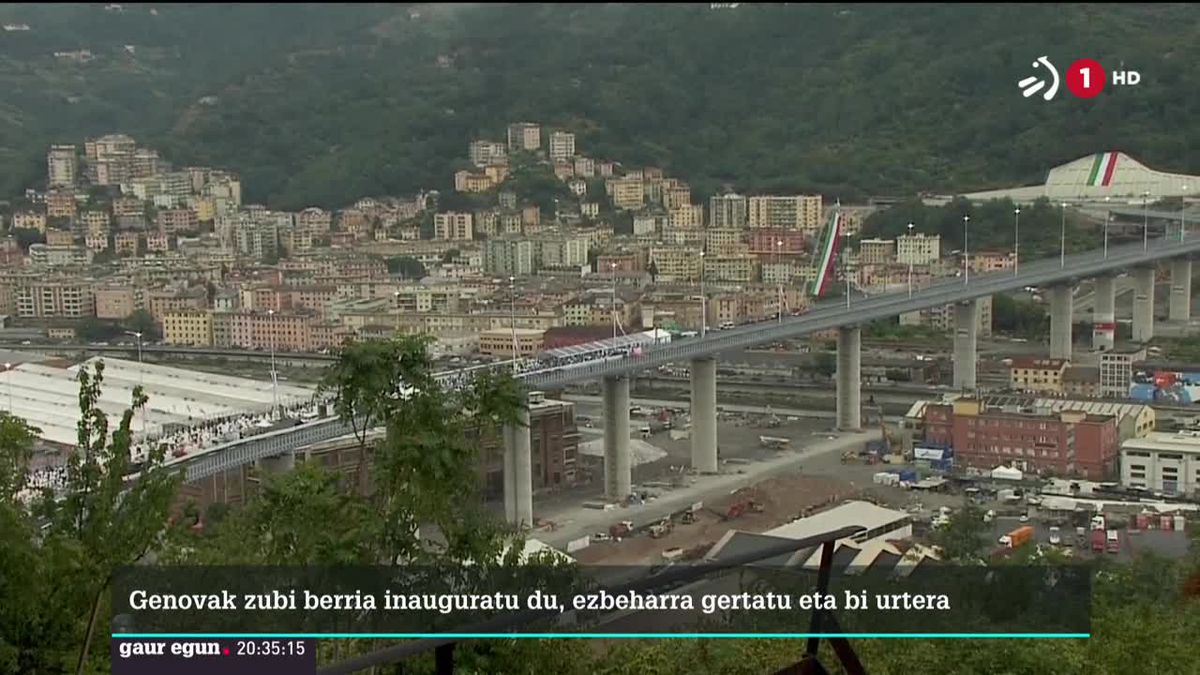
[1066,58,1106,99]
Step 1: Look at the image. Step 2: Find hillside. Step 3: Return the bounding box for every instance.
[0,4,1197,208]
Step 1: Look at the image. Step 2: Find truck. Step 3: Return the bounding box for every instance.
[998,525,1034,549]
[1048,526,1061,545]
[1091,529,1106,553]
[759,435,791,449]
[1105,529,1120,554]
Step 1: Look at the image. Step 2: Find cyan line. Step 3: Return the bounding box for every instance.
[112,633,1091,639]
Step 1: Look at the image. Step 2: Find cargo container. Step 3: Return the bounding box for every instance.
[1160,516,1174,531]
[999,525,1034,549]
[1091,529,1106,552]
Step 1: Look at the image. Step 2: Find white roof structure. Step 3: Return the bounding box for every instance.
[991,466,1024,481]
[0,357,314,447]
[763,500,909,541]
[955,152,1200,204]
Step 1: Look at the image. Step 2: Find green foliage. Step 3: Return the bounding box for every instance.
[7,6,1195,207]
[812,351,836,378]
[862,318,947,343]
[929,500,990,563]
[123,309,160,342]
[0,361,180,672]
[992,293,1050,339]
[386,255,428,279]
[9,227,44,252]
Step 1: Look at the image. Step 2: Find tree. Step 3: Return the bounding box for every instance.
[77,316,123,343]
[929,500,989,563]
[441,248,461,264]
[0,362,180,672]
[812,351,837,378]
[122,309,160,342]
[9,227,44,252]
[385,255,428,279]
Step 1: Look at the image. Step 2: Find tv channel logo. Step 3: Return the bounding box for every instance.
[1018,56,1140,101]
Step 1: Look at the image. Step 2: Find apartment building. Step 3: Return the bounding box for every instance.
[163,309,214,347]
[1100,348,1147,398]
[573,156,595,177]
[705,228,744,255]
[969,250,1015,273]
[433,212,473,241]
[114,232,139,256]
[900,296,993,337]
[222,310,314,352]
[146,286,207,321]
[47,145,78,187]
[454,170,497,193]
[859,238,895,265]
[234,221,279,260]
[297,207,333,234]
[649,246,703,282]
[469,140,507,167]
[747,195,822,233]
[709,193,748,229]
[507,122,541,151]
[14,280,94,318]
[633,212,667,236]
[157,208,199,235]
[707,255,756,283]
[748,229,808,255]
[29,244,92,267]
[80,210,111,235]
[668,204,705,230]
[548,131,576,161]
[483,237,537,276]
[540,235,590,270]
[606,177,645,211]
[1009,357,1070,394]
[94,287,136,319]
[479,327,545,358]
[896,233,941,265]
[12,210,47,233]
[45,190,77,220]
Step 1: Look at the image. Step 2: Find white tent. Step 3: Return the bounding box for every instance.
[991,465,1024,481]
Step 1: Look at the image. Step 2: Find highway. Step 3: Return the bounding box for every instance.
[522,235,1200,389]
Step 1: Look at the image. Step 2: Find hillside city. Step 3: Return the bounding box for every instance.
[3,5,1200,675]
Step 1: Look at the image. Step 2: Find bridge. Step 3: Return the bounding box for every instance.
[167,235,1200,527]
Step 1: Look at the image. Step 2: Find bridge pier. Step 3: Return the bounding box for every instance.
[1170,259,1192,323]
[1049,284,1073,360]
[690,357,718,473]
[603,375,632,499]
[502,425,515,523]
[836,326,861,431]
[953,300,978,391]
[1133,266,1156,343]
[512,406,533,528]
[1092,276,1116,351]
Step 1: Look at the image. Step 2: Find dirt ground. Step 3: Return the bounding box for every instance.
[572,470,862,565]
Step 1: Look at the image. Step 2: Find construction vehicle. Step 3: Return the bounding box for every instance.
[723,499,765,520]
[998,525,1034,549]
[760,435,790,449]
[609,520,634,539]
[681,511,697,525]
[649,518,673,539]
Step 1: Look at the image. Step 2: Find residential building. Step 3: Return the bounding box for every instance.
[633,212,667,236]
[483,237,537,276]
[1062,365,1101,398]
[84,233,109,252]
[29,244,92,267]
[297,207,333,235]
[540,235,590,270]
[223,310,313,352]
[649,246,702,282]
[896,233,940,265]
[748,229,808,255]
[146,232,169,252]
[45,230,75,247]
[433,212,473,241]
[234,222,279,260]
[900,296,993,337]
[454,170,497,193]
[157,208,199,235]
[163,309,214,347]
[747,195,822,233]
[94,287,136,319]
[573,156,595,177]
[12,211,47,233]
[1120,431,1200,496]
[707,255,755,283]
[668,204,704,230]
[1100,348,1147,398]
[469,140,507,167]
[1010,357,1070,394]
[859,238,895,265]
[548,131,575,161]
[114,231,139,256]
[146,287,207,321]
[662,186,691,211]
[923,398,1119,480]
[580,202,600,218]
[507,122,541,151]
[14,280,94,318]
[45,190,77,220]
[606,177,645,211]
[709,193,748,229]
[969,250,1016,273]
[80,210,111,234]
[47,145,78,187]
[479,327,544,358]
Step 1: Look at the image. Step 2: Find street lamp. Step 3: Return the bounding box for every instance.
[1143,190,1151,250]
[1059,202,1067,268]
[1012,207,1021,275]
[698,250,707,338]
[266,310,278,413]
[906,222,914,297]
[1182,184,1189,242]
[842,230,851,310]
[508,276,519,371]
[3,362,11,413]
[1103,196,1111,259]
[609,262,618,341]
[962,215,970,284]
[776,239,784,322]
[125,330,146,428]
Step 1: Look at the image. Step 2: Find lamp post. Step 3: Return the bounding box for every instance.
[1013,207,1021,275]
[125,330,146,428]
[776,239,784,322]
[842,231,851,310]
[962,215,970,284]
[1143,190,1151,250]
[1182,184,1189,242]
[906,222,914,297]
[509,276,518,371]
[1103,196,1111,259]
[266,310,278,414]
[1060,202,1067,268]
[3,362,11,413]
[698,250,707,337]
[609,262,618,341]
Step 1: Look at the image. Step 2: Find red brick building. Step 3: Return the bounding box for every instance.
[476,394,580,498]
[923,399,1118,480]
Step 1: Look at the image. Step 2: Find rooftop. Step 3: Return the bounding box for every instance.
[1122,430,1200,455]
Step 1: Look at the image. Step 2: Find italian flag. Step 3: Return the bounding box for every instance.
[810,210,842,298]
[1087,152,1119,187]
